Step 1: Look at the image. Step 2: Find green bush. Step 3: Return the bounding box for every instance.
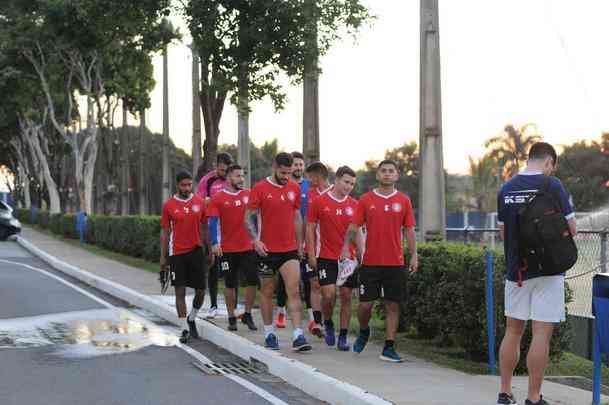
[403,243,572,373]
[49,213,62,235]
[60,214,78,239]
[14,208,30,224]
[38,211,50,229]
[88,215,160,262]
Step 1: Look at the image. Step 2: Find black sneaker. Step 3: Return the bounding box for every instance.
[187,318,199,339]
[179,329,190,344]
[525,395,547,405]
[228,317,238,331]
[241,313,258,331]
[497,392,517,404]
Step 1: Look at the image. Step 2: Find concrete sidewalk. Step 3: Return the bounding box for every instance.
[17,226,604,405]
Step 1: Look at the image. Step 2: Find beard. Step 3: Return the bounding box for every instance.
[178,190,191,199]
[275,174,288,185]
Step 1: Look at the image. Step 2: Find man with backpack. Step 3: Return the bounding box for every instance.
[496,142,577,405]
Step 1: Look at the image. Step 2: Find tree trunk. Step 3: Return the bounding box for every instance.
[121,105,130,215]
[18,163,31,209]
[303,0,320,164]
[138,109,148,214]
[162,46,171,202]
[191,46,202,178]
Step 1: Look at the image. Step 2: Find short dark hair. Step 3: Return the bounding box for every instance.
[226,164,243,175]
[176,170,192,183]
[336,165,356,179]
[217,152,233,166]
[377,159,398,171]
[528,142,557,166]
[291,151,305,161]
[274,152,293,167]
[305,162,329,179]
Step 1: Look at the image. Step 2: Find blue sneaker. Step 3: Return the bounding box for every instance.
[324,324,336,346]
[265,333,279,350]
[337,335,350,351]
[380,346,403,363]
[292,334,312,352]
[353,333,369,354]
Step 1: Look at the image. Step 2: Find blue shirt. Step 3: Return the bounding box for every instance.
[497,173,574,282]
[298,178,310,219]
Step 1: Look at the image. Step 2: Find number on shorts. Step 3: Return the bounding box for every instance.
[319,269,327,279]
[221,261,230,271]
[360,284,365,295]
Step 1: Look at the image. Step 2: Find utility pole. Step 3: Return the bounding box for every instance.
[238,64,251,188]
[419,0,446,241]
[190,44,202,178]
[303,0,320,164]
[138,109,147,214]
[161,46,171,203]
[120,105,130,215]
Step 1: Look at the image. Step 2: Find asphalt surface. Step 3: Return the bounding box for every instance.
[0,241,322,405]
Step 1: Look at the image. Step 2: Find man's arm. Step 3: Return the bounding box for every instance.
[568,218,577,236]
[159,228,169,271]
[405,227,418,273]
[294,209,304,257]
[498,223,504,241]
[355,228,365,261]
[245,208,268,256]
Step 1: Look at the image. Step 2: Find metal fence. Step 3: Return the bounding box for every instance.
[445,227,609,317]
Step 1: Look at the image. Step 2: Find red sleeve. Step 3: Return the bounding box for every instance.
[199,198,207,224]
[207,195,220,218]
[248,183,262,210]
[403,196,416,228]
[353,195,366,226]
[160,202,171,230]
[307,197,319,224]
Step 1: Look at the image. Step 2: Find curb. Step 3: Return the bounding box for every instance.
[16,236,392,405]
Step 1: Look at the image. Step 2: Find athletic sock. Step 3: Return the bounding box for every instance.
[229,316,237,325]
[339,329,348,337]
[308,308,314,322]
[188,307,200,321]
[264,324,274,339]
[277,307,285,315]
[181,317,189,331]
[293,328,304,340]
[384,340,395,349]
[359,328,370,338]
[324,319,334,329]
[313,310,322,325]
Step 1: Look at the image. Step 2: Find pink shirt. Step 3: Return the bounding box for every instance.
[197,170,228,200]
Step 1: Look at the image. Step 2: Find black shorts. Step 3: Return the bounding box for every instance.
[169,247,207,289]
[317,258,358,289]
[258,251,299,278]
[219,251,259,288]
[302,255,318,280]
[358,266,406,303]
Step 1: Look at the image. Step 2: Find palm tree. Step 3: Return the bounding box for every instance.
[467,154,499,212]
[485,123,541,179]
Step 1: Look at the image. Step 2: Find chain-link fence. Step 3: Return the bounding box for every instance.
[445,227,609,317]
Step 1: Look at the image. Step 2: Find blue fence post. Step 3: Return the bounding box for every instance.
[76,211,87,243]
[485,249,497,375]
[592,273,609,405]
[30,206,38,224]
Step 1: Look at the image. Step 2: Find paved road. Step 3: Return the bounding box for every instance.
[0,241,321,405]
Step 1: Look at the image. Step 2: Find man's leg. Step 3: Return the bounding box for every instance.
[239,253,259,331]
[207,262,219,314]
[275,273,287,327]
[260,277,275,327]
[321,285,336,322]
[280,259,311,351]
[384,300,399,341]
[526,321,554,403]
[339,287,353,331]
[175,286,188,318]
[499,317,526,396]
[310,276,323,325]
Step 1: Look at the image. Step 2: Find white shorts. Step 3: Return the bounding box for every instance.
[504,275,565,323]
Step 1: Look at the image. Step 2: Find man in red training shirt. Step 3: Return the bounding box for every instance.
[207,164,258,332]
[307,165,363,351]
[160,171,211,343]
[342,160,418,363]
[245,152,311,352]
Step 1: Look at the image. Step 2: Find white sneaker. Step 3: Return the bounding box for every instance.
[206,306,218,319]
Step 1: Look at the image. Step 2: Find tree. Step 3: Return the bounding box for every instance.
[467,154,499,212]
[485,123,541,179]
[555,140,609,211]
[183,0,371,173]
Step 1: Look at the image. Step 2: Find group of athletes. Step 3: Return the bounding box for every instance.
[160,151,418,363]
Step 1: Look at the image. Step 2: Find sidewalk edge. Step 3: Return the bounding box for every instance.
[16,236,392,405]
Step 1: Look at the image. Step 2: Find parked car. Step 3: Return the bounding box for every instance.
[0,200,21,240]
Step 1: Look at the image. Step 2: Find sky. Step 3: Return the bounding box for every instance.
[142,0,609,175]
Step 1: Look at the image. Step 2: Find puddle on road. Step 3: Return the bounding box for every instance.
[0,308,179,358]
